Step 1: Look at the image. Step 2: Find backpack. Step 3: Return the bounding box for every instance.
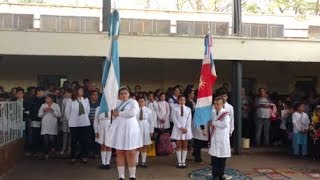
[156,132,173,156]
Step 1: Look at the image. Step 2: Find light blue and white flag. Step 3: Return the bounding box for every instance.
[99,9,120,115]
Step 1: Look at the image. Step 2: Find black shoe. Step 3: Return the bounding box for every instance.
[105,164,111,170]
[181,163,187,168]
[118,178,124,180]
[136,163,140,167]
[81,158,88,164]
[130,178,136,180]
[70,158,76,165]
[195,159,202,163]
[99,165,106,169]
[176,163,182,168]
[141,162,147,168]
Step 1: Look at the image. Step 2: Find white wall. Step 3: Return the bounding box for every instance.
[0,31,319,62]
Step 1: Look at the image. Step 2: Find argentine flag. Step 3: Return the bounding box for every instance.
[99,10,120,115]
[194,33,217,126]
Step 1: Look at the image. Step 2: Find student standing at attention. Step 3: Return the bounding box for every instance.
[106,86,142,180]
[171,95,193,168]
[136,96,154,168]
[292,102,310,157]
[60,88,73,155]
[65,87,91,164]
[38,94,62,160]
[209,97,231,180]
[94,106,112,170]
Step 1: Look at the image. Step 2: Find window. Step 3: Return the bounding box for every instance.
[309,26,320,39]
[242,23,284,38]
[120,19,170,35]
[40,15,99,33]
[0,13,33,30]
[177,21,229,36]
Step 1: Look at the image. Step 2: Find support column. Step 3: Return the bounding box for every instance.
[231,61,242,155]
[232,0,242,155]
[102,0,111,32]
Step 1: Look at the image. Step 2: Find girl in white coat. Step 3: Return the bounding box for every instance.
[136,97,154,168]
[106,87,142,180]
[94,106,112,169]
[38,94,62,159]
[155,93,170,130]
[60,88,72,155]
[209,97,231,180]
[171,95,193,168]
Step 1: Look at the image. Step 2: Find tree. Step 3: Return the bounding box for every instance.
[176,0,188,10]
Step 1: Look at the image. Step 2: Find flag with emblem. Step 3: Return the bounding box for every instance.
[194,33,217,126]
[99,9,120,116]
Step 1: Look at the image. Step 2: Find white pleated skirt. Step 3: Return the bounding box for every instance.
[106,117,143,150]
[138,120,152,146]
[95,120,111,145]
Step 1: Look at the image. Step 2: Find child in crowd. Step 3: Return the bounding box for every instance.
[171,95,192,168]
[60,88,73,155]
[94,106,112,169]
[136,97,155,168]
[292,102,310,157]
[209,97,231,180]
[38,94,62,160]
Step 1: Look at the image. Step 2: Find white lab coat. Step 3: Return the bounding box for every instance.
[208,108,231,158]
[155,100,170,129]
[168,96,179,122]
[171,105,193,140]
[224,102,234,135]
[61,97,72,132]
[38,103,62,135]
[93,106,111,145]
[136,106,155,146]
[147,101,158,129]
[65,97,90,128]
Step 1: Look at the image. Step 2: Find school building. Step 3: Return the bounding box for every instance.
[0,2,320,96]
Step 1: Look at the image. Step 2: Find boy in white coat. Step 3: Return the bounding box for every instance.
[219,91,234,135]
[209,97,231,180]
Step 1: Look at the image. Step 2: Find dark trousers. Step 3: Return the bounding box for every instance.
[70,126,89,159]
[24,119,32,151]
[211,156,227,180]
[193,139,208,162]
[88,125,99,155]
[312,139,320,159]
[31,127,41,154]
[42,135,56,154]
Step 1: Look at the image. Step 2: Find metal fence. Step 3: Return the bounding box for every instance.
[120,18,170,35]
[0,101,24,146]
[0,13,34,30]
[40,15,100,33]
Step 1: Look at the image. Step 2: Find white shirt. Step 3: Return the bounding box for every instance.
[292,111,310,133]
[224,102,234,134]
[65,97,90,127]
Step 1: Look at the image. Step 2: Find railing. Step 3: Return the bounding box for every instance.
[0,101,24,146]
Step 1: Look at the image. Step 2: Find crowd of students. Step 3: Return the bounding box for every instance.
[1,80,320,180]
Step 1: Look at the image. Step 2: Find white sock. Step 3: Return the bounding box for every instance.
[141,152,147,163]
[182,150,187,164]
[136,151,140,164]
[101,151,106,165]
[176,151,182,164]
[117,166,125,179]
[129,167,136,178]
[106,151,112,165]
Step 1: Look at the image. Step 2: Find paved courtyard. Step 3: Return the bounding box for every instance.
[1,148,320,180]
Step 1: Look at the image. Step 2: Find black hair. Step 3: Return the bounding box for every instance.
[65,88,73,94]
[119,86,130,94]
[178,95,185,101]
[71,86,84,100]
[16,87,25,93]
[147,91,154,97]
[258,88,266,93]
[138,96,146,101]
[90,90,98,95]
[36,87,45,93]
[294,102,303,111]
[46,94,55,101]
